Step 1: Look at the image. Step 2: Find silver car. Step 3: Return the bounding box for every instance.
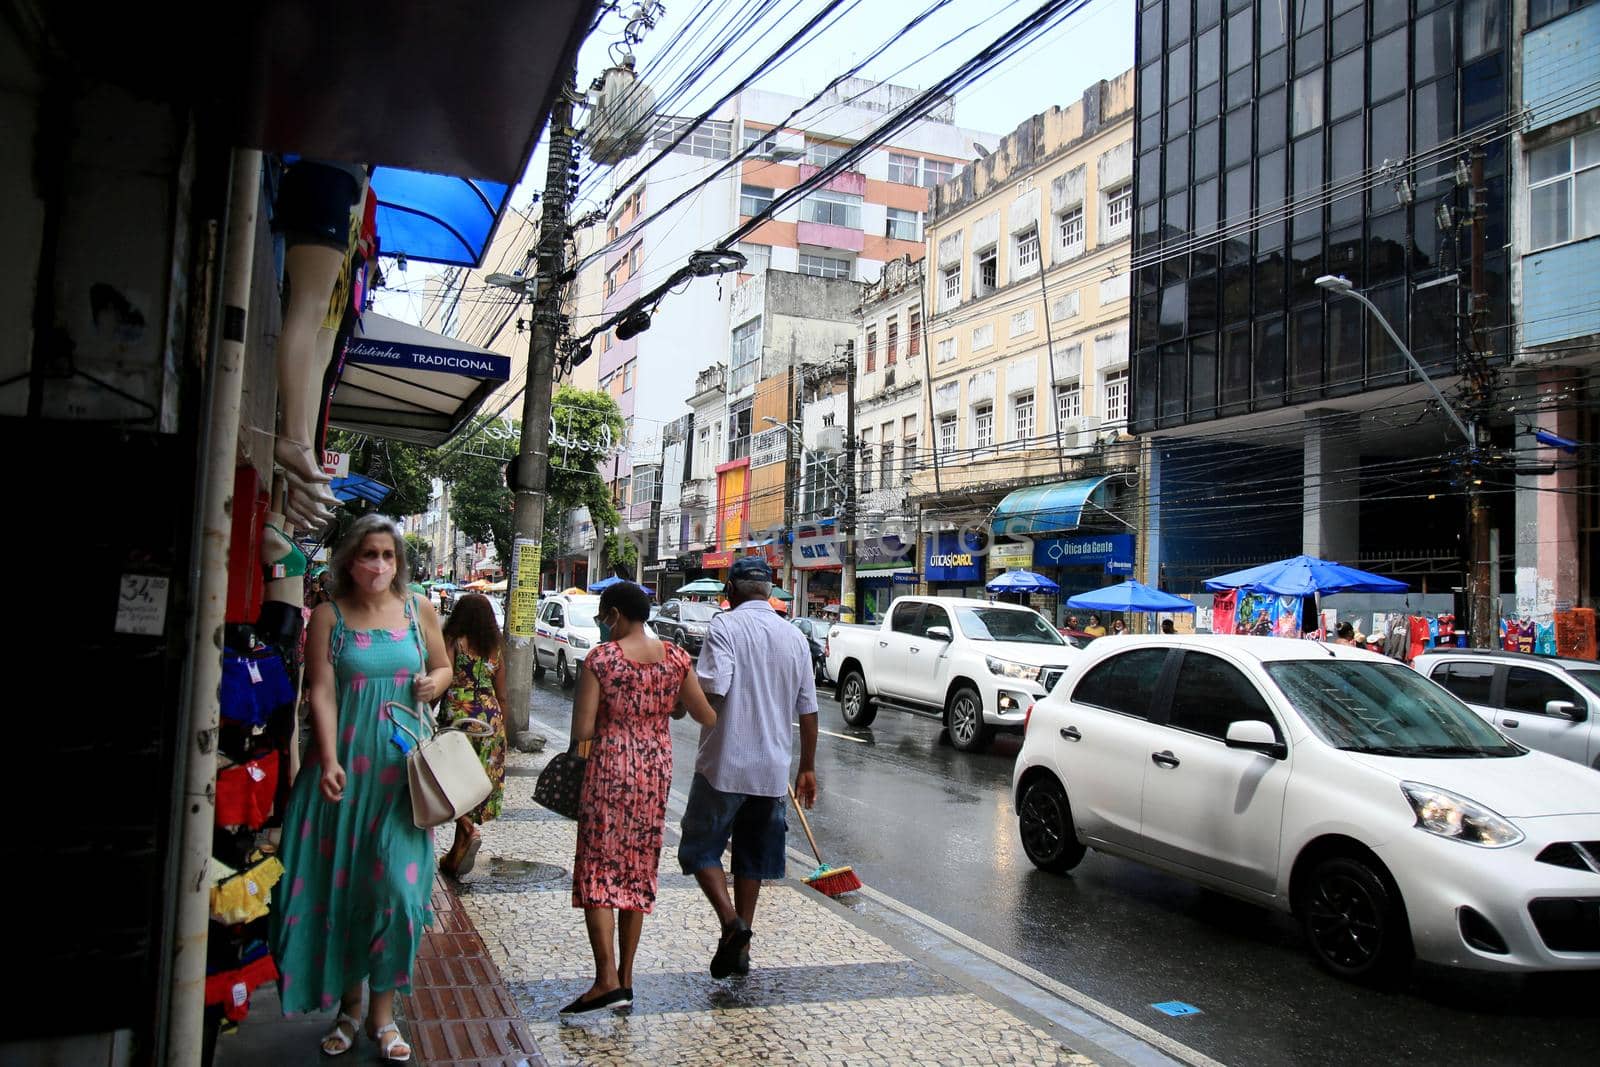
[1414,649,1599,770]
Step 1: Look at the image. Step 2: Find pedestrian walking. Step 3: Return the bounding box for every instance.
[271,514,452,1062]
[679,556,819,980]
[438,593,507,878]
[565,582,717,1014]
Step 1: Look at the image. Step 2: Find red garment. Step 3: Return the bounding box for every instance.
[1437,613,1456,644]
[204,953,277,1022]
[572,641,692,912]
[1211,590,1238,635]
[215,750,280,829]
[1503,619,1521,652]
[1408,616,1429,662]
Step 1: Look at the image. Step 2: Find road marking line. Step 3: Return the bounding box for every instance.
[794,722,869,743]
[535,713,1220,1067]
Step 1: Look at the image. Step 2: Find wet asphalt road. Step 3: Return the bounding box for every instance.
[526,676,1600,1066]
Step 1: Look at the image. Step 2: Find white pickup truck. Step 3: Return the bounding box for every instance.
[824,596,1080,752]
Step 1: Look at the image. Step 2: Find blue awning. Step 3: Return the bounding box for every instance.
[992,476,1117,536]
[370,168,512,267]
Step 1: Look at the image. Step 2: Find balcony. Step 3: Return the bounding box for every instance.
[796,220,863,252]
[728,435,751,461]
[797,163,866,196]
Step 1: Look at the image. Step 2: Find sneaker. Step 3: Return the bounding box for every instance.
[709,918,752,979]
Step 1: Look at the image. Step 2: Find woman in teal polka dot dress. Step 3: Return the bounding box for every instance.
[271,516,452,1061]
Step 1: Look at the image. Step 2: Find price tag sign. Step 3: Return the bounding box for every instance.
[115,574,170,636]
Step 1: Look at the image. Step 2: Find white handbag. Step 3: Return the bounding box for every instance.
[385,701,493,829]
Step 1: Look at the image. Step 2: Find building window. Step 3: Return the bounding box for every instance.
[806,137,851,167]
[614,475,631,506]
[909,310,922,356]
[798,253,852,278]
[941,266,961,306]
[1103,370,1129,425]
[886,319,899,364]
[740,184,775,217]
[1528,129,1600,251]
[1016,227,1040,270]
[880,441,895,488]
[633,467,657,506]
[903,437,918,480]
[743,125,779,157]
[937,414,958,452]
[1056,383,1082,424]
[1052,291,1081,320]
[886,207,921,241]
[737,242,771,275]
[1012,391,1035,443]
[1100,274,1130,304]
[800,188,863,229]
[922,158,955,188]
[1105,184,1133,234]
[887,153,921,184]
[1528,0,1594,32]
[652,116,732,159]
[604,266,618,298]
[859,432,873,492]
[622,359,636,391]
[730,318,762,391]
[937,337,956,363]
[972,403,994,448]
[971,324,994,349]
[975,248,998,295]
[1057,205,1085,254]
[1009,308,1035,337]
[865,329,877,372]
[627,244,641,275]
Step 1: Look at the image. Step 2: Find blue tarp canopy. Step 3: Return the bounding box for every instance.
[329,474,393,507]
[588,575,652,594]
[1067,580,1195,613]
[986,569,1060,594]
[992,476,1117,536]
[1203,555,1408,596]
[370,167,512,267]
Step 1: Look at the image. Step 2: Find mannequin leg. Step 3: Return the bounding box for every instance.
[276,242,345,486]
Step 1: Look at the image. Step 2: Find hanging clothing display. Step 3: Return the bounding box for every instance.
[210,854,285,925]
[1437,613,1456,647]
[1535,621,1557,656]
[1407,616,1430,662]
[1272,596,1303,638]
[1516,620,1536,655]
[1211,590,1238,634]
[1384,616,1409,661]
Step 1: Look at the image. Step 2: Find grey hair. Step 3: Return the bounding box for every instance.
[732,578,772,600]
[329,513,410,599]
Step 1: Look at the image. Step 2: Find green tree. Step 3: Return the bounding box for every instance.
[546,385,628,576]
[403,533,433,580]
[326,430,433,518]
[428,418,518,567]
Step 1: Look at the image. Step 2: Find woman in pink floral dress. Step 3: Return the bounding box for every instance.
[563,582,716,1015]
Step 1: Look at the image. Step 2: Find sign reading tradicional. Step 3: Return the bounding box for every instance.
[345,337,512,380]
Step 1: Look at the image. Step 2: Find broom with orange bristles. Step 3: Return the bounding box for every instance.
[788,785,863,897]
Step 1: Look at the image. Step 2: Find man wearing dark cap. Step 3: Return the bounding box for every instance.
[678,555,818,979]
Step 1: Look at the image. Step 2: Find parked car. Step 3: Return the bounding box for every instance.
[1414,648,1599,770]
[791,616,835,684]
[1013,635,1600,983]
[824,596,1079,751]
[533,593,602,687]
[653,599,720,655]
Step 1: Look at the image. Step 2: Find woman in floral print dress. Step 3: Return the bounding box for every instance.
[563,581,717,1014]
[438,593,507,877]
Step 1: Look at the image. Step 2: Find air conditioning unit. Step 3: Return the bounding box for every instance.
[1059,416,1101,450]
[815,426,845,453]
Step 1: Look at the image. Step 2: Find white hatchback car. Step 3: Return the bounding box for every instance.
[1013,636,1600,983]
[533,594,603,687]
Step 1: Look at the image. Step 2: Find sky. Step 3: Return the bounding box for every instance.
[375,0,1134,324]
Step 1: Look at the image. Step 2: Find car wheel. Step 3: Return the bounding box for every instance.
[1018,777,1086,873]
[1300,855,1412,985]
[838,669,876,727]
[557,652,573,689]
[533,663,546,681]
[945,686,993,752]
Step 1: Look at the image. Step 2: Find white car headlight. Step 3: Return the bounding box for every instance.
[985,656,1041,682]
[569,634,593,650]
[1400,782,1523,848]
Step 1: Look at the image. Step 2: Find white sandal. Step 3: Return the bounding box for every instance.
[320,1011,361,1056]
[371,1021,412,1062]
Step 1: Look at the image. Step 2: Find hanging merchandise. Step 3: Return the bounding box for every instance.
[1408,616,1430,662]
[215,751,281,830]
[1272,595,1303,638]
[1501,617,1519,652]
[1237,592,1275,635]
[1437,613,1456,647]
[1384,616,1409,661]
[1535,621,1558,656]
[1516,618,1535,655]
[1426,616,1439,649]
[1211,590,1238,634]
[210,855,285,925]
[1555,609,1596,659]
[204,952,278,1024]
[220,650,296,728]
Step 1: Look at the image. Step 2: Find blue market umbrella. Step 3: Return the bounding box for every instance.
[986,569,1060,594]
[588,575,654,594]
[1067,580,1196,613]
[1203,554,1407,596]
[431,581,459,591]
[678,578,727,595]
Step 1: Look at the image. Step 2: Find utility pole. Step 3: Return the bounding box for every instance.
[841,342,858,623]
[1465,147,1495,649]
[502,76,578,745]
[782,363,796,595]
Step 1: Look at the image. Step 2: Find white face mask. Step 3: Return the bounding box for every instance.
[353,557,394,593]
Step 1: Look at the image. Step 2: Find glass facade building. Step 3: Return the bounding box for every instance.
[1130,0,1512,432]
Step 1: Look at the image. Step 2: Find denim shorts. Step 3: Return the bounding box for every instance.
[677,773,789,881]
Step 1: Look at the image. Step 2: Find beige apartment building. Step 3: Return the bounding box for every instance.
[914,73,1141,608]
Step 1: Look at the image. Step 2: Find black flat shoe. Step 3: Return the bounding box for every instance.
[732,944,750,976]
[710,918,752,979]
[558,987,631,1015]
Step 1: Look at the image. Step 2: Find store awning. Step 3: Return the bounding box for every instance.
[992,476,1117,536]
[327,313,511,446]
[369,168,511,267]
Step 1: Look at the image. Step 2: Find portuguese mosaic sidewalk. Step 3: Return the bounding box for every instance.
[425,746,1110,1067]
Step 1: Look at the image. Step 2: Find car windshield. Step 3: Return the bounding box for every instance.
[680,603,718,623]
[954,607,1065,645]
[1266,660,1524,757]
[568,603,599,628]
[1564,669,1600,698]
[808,619,834,639]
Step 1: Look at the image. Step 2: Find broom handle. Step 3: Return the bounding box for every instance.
[787,784,825,866]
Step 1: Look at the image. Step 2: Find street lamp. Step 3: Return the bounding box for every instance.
[1314,275,1472,446]
[485,272,539,299]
